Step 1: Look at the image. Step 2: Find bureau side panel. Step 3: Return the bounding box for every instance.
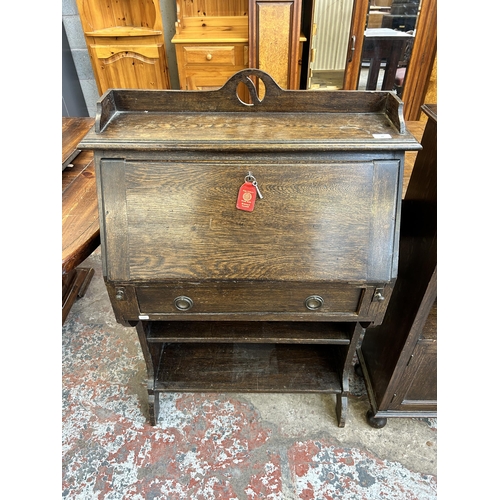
[99,159,130,281]
[368,160,401,280]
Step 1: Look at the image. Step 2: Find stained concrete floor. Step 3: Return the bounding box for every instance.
[62,248,437,499]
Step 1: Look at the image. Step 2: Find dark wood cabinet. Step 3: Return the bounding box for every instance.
[357,104,437,427]
[78,69,420,428]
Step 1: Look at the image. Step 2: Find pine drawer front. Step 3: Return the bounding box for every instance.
[182,45,238,65]
[176,43,248,89]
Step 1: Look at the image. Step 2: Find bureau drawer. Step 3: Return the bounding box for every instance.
[135,282,372,319]
[182,45,240,66]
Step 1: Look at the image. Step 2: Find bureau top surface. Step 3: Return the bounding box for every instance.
[79,70,421,153]
[82,111,418,151]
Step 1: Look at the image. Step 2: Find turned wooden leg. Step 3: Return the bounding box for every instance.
[148,391,159,426]
[336,394,348,428]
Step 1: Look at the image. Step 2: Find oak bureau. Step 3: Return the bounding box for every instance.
[78,69,421,427]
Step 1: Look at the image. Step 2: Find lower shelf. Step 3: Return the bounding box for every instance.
[154,343,342,393]
[148,321,352,344]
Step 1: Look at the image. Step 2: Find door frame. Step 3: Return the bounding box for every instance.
[342,0,370,90]
[342,0,436,121]
[400,0,437,120]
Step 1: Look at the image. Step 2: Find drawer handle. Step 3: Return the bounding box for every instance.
[174,296,194,311]
[305,295,324,311]
[206,53,212,61]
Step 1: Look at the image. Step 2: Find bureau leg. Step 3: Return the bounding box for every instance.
[366,409,387,429]
[336,394,348,427]
[148,391,159,426]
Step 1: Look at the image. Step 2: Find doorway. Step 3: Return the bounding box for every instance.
[308,0,355,90]
[304,0,424,97]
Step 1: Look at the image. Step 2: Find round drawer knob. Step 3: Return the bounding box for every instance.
[206,53,212,61]
[305,295,324,311]
[174,296,194,311]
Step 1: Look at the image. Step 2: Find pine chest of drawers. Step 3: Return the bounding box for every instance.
[79,69,420,427]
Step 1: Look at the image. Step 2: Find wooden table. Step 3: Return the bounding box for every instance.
[362,28,413,91]
[62,117,100,324]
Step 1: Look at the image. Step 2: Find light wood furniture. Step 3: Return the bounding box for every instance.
[357,104,437,427]
[62,118,100,324]
[249,0,303,90]
[171,0,249,90]
[78,69,420,428]
[76,0,170,95]
[172,0,305,93]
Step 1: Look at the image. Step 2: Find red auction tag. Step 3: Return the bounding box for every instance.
[236,181,257,212]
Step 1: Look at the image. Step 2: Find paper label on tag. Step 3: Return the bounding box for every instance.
[372,133,392,139]
[236,181,257,212]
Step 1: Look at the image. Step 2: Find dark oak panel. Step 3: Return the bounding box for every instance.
[156,343,342,393]
[100,159,400,283]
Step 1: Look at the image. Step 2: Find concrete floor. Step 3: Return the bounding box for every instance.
[62,248,437,499]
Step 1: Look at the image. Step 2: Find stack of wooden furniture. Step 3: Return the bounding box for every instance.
[77,69,420,427]
[172,0,304,92]
[76,0,170,95]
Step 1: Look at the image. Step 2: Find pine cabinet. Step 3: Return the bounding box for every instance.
[76,0,170,95]
[171,0,249,90]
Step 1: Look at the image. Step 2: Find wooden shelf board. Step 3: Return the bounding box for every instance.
[155,343,342,393]
[86,27,162,37]
[173,16,248,43]
[172,33,248,44]
[148,321,352,344]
